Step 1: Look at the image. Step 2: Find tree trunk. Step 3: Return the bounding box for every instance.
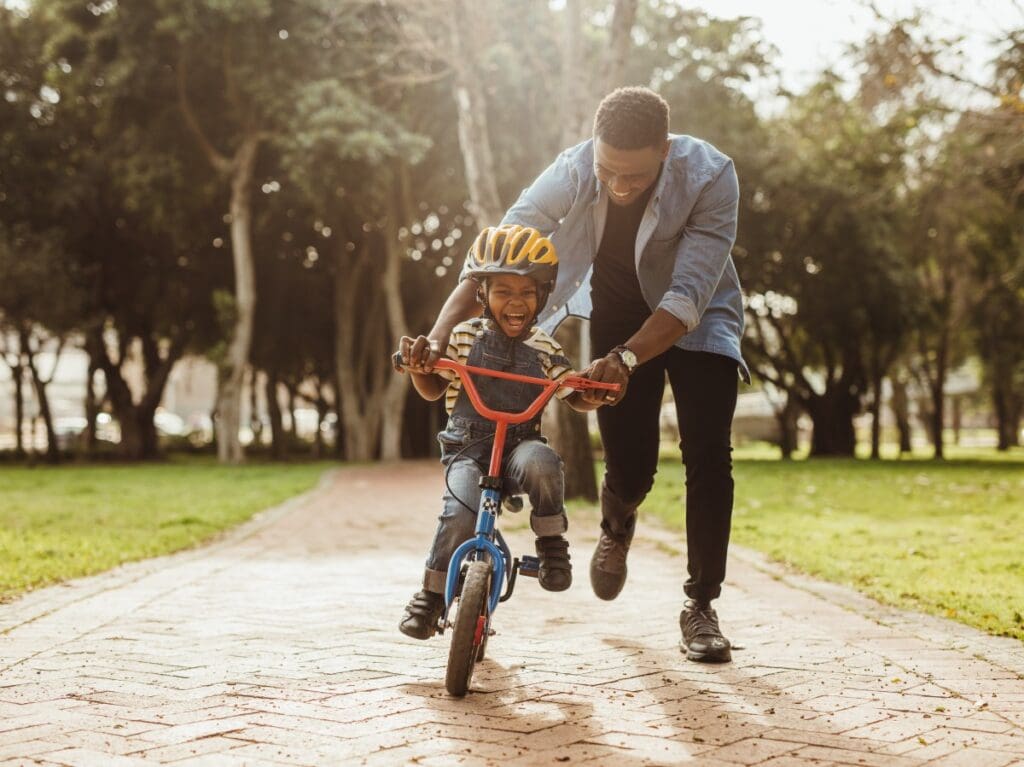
[250,368,263,448]
[333,239,387,461]
[215,134,260,464]
[561,0,591,145]
[951,395,962,446]
[333,374,345,459]
[890,375,912,454]
[991,365,1022,451]
[930,380,945,460]
[20,328,60,463]
[603,0,640,89]
[1010,392,1023,448]
[806,389,858,457]
[285,382,298,441]
[265,370,286,460]
[869,372,884,460]
[118,408,160,461]
[450,0,504,227]
[379,164,413,461]
[12,356,25,459]
[313,396,326,459]
[545,318,597,501]
[87,328,184,461]
[26,360,59,463]
[83,359,100,455]
[776,392,800,460]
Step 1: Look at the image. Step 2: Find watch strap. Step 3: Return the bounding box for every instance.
[609,345,638,375]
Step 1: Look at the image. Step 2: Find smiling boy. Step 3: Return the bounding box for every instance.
[396,225,602,641]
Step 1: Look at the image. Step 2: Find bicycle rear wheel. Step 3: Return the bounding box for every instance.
[445,560,491,697]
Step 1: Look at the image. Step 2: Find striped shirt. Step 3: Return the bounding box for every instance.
[437,319,574,415]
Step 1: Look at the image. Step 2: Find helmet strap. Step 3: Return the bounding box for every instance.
[475,281,495,320]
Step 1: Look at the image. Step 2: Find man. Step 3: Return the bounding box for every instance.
[415,86,748,663]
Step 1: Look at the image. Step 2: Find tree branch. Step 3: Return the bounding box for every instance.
[176,50,231,174]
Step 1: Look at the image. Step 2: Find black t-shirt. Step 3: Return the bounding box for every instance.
[590,178,658,335]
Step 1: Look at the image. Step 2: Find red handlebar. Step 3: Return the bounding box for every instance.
[394,352,621,477]
[392,353,619,425]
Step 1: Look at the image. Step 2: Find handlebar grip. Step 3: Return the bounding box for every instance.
[392,351,404,370]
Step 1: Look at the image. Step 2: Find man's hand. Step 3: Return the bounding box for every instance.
[396,335,443,373]
[580,353,630,406]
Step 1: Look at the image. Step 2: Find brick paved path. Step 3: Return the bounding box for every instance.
[2,463,1023,766]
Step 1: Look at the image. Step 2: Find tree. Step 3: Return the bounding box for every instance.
[0,227,80,462]
[741,77,919,456]
[276,77,431,460]
[0,5,75,461]
[34,0,229,460]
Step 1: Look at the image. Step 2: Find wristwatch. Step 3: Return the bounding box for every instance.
[610,345,638,376]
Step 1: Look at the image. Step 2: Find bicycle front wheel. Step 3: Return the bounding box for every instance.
[445,560,491,697]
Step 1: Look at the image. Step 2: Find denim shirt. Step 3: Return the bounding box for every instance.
[481,134,749,382]
[438,321,554,465]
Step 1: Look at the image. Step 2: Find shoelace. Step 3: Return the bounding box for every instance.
[683,605,721,638]
[595,534,627,569]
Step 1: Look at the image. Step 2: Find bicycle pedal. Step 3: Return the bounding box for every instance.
[518,555,540,578]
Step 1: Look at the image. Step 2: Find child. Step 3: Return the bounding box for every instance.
[396,225,603,640]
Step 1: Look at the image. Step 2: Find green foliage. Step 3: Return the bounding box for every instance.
[2,0,1021,461]
[737,75,924,453]
[0,459,329,601]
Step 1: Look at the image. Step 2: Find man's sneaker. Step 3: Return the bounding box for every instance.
[399,590,445,640]
[680,599,732,663]
[589,531,630,601]
[536,536,572,592]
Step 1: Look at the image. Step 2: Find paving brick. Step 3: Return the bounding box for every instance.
[0,741,64,761]
[923,749,1019,767]
[701,735,800,764]
[35,749,155,767]
[793,744,922,766]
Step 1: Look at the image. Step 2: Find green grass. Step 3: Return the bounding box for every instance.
[644,446,1024,640]
[0,458,330,603]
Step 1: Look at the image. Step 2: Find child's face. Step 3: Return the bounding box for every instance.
[486,274,539,337]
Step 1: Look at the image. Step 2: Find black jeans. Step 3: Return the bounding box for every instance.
[592,323,738,603]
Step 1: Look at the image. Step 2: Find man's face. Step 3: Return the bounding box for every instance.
[486,274,539,337]
[593,138,669,207]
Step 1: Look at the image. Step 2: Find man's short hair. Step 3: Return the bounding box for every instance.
[593,86,670,150]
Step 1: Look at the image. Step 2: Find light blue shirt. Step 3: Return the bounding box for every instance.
[467,134,749,382]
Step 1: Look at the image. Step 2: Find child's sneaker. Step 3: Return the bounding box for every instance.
[536,535,572,591]
[399,590,445,639]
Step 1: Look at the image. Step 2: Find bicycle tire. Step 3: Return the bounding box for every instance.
[445,560,490,696]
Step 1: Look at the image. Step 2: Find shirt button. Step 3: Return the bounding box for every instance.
[575,280,581,287]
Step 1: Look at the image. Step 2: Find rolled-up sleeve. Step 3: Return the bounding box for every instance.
[657,160,739,332]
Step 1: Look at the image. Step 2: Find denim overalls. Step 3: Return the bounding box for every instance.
[422,320,568,594]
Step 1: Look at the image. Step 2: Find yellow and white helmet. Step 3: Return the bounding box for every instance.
[465,225,558,312]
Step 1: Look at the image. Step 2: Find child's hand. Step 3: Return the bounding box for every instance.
[397,334,443,373]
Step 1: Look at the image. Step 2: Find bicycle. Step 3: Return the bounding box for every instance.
[394,353,619,696]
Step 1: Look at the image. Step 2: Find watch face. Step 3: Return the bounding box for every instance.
[620,349,638,370]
